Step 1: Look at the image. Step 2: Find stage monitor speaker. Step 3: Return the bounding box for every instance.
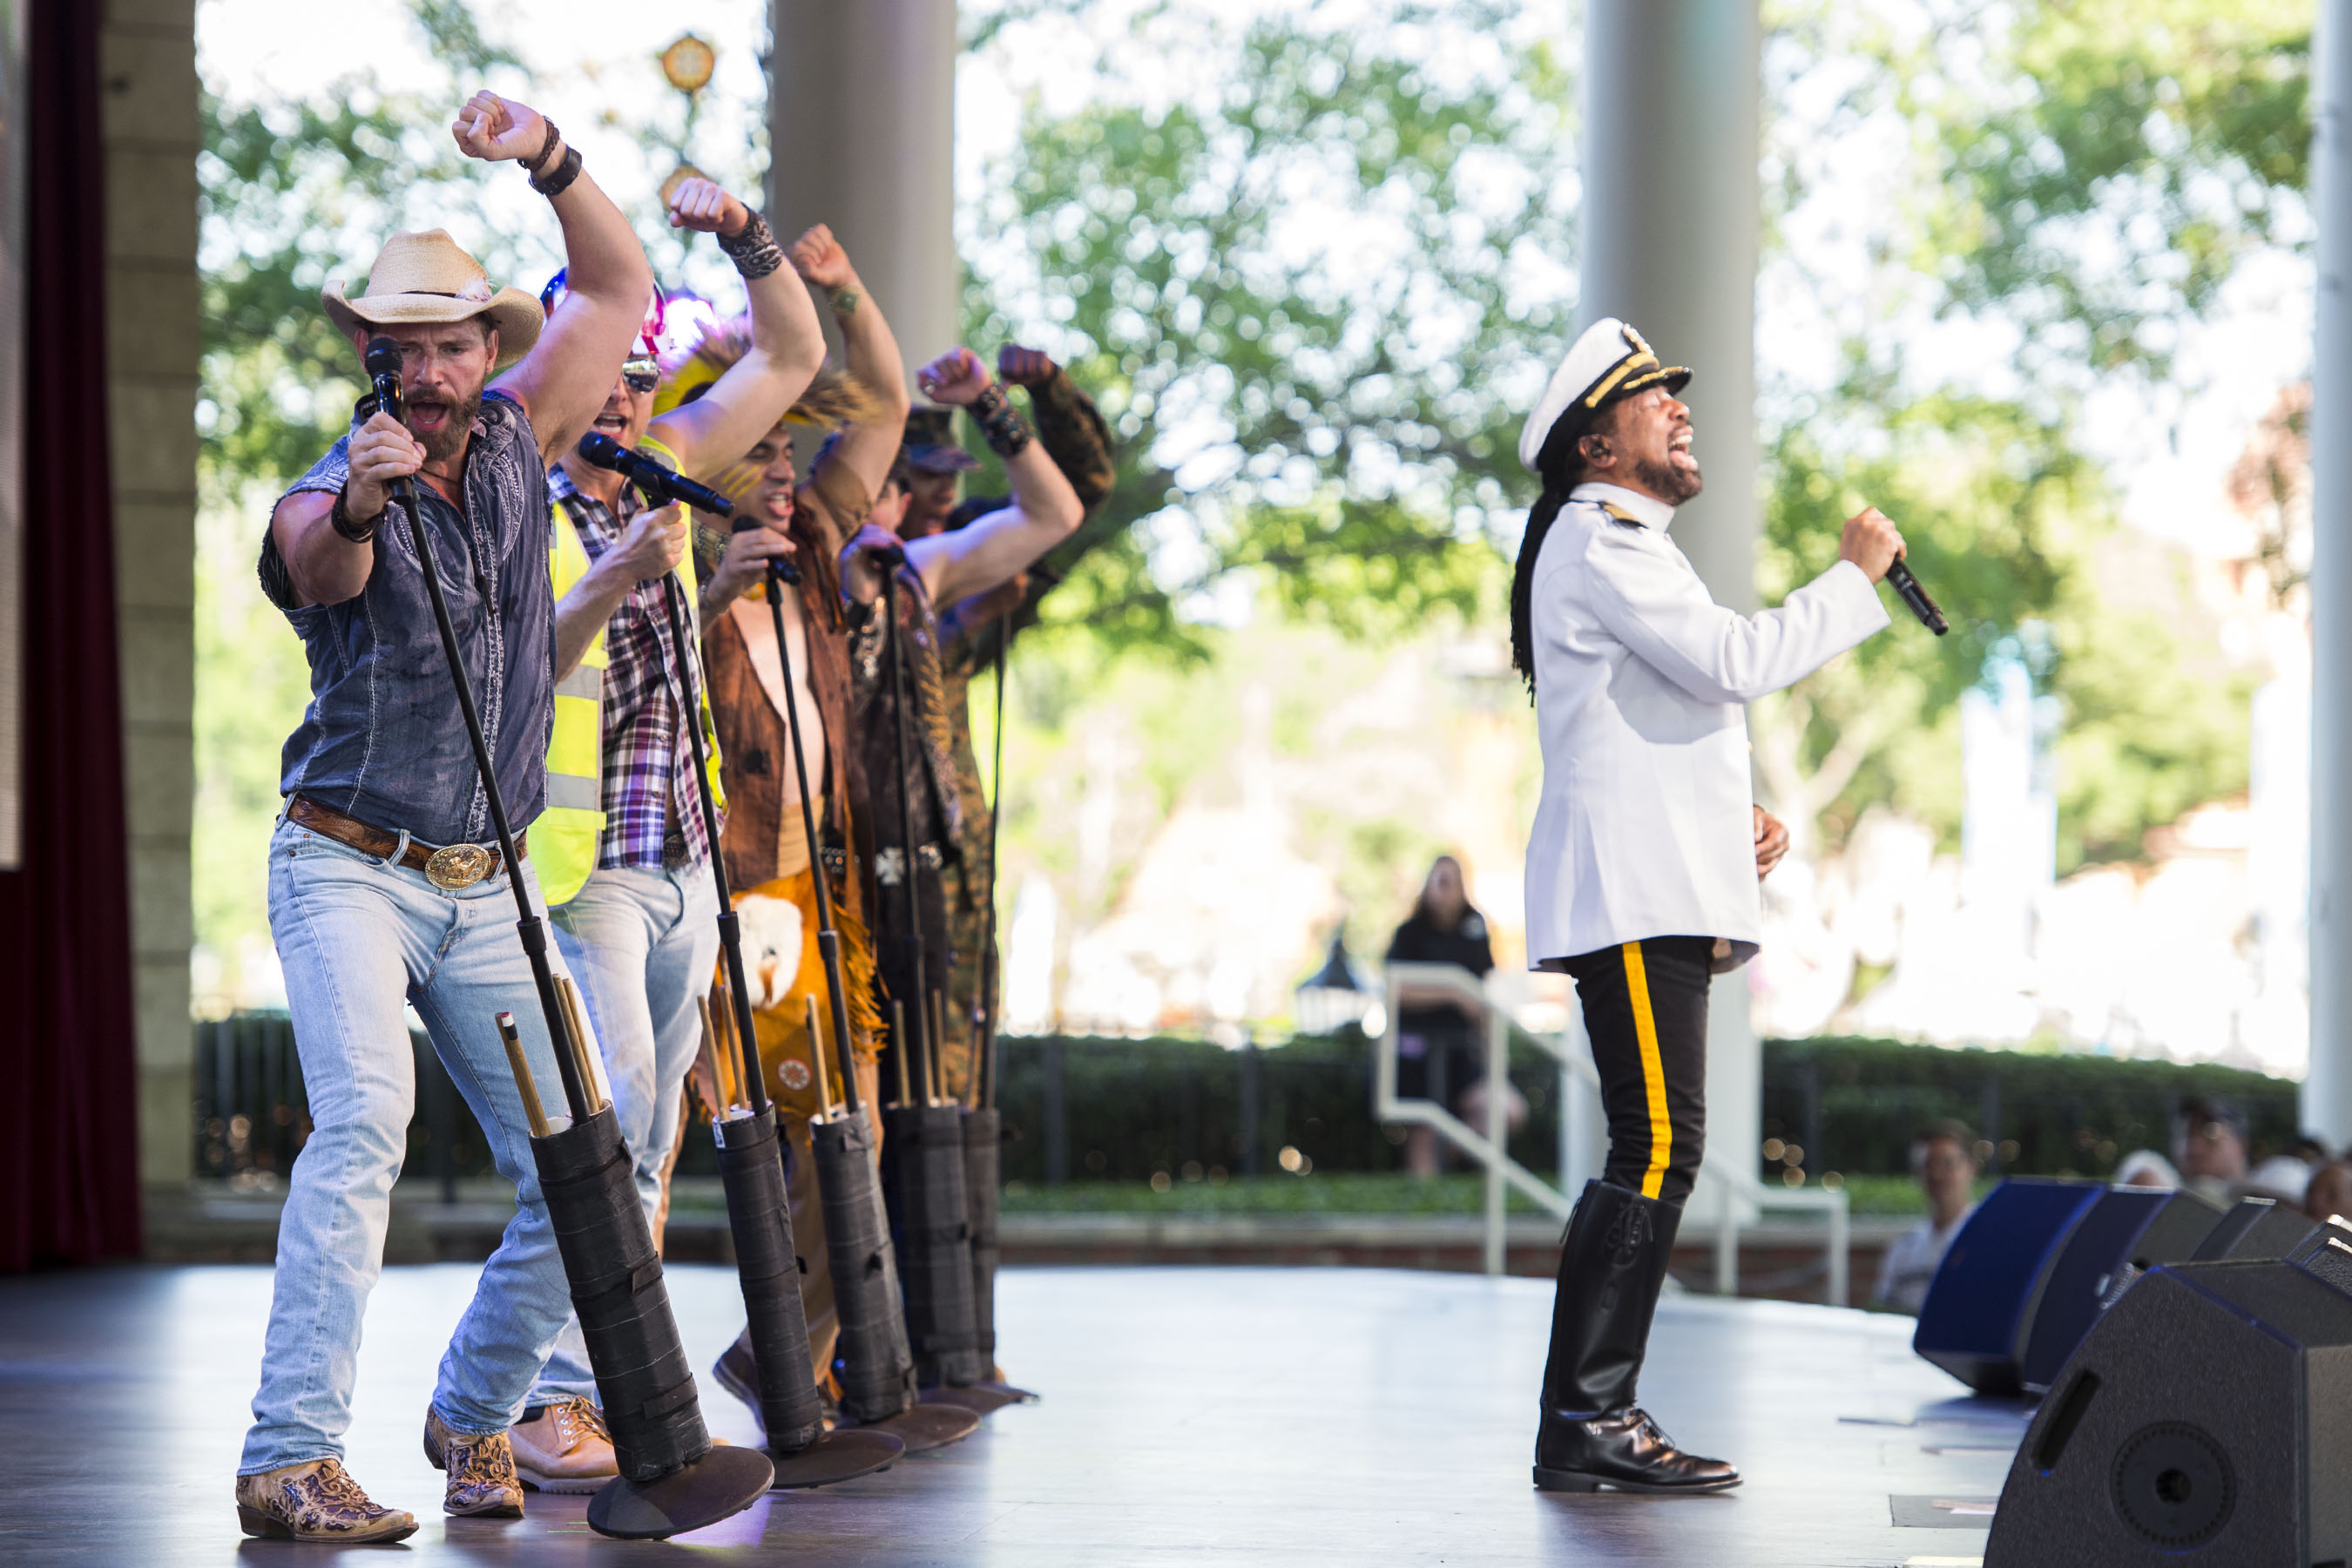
[1985,1220,2352,1567]
[2190,1195,2317,1262]
[1915,1178,2101,1396]
[2017,1186,2221,1394]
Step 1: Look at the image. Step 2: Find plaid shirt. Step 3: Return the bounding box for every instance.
[548,465,710,869]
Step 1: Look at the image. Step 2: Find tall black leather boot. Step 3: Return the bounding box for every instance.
[1532,1179,1739,1494]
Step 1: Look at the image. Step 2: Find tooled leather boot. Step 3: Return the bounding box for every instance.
[1532,1179,1739,1494]
[422,1407,526,1517]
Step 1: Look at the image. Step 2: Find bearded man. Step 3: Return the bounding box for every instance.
[235,92,652,1540]
[1513,317,1899,1496]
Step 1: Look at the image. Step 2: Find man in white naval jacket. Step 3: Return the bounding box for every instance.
[1512,318,1903,1496]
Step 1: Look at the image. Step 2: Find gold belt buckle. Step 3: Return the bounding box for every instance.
[424,842,494,890]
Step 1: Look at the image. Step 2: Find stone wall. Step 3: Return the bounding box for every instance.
[99,1,198,1186]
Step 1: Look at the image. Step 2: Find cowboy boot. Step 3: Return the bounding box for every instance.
[422,1408,526,1517]
[234,1458,418,1543]
[1532,1179,1738,1494]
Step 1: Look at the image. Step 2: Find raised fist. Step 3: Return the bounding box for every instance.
[451,91,551,166]
[666,176,749,239]
[997,343,1058,389]
[915,347,993,409]
[789,224,855,291]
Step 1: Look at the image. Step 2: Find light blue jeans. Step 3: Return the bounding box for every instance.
[240,816,592,1474]
[531,861,720,1403]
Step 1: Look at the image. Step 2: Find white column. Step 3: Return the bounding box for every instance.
[1580,0,1764,1217]
[2308,0,2352,1141]
[767,0,960,389]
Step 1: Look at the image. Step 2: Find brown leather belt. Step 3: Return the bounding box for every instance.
[288,795,524,890]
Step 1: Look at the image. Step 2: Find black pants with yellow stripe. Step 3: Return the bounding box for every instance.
[1562,936,1712,1207]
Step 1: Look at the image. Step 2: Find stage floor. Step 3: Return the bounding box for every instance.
[0,1263,2021,1565]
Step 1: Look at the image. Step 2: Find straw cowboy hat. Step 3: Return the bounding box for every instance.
[321,229,543,369]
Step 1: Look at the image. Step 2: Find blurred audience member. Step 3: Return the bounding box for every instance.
[2305,1162,2352,1224]
[2175,1097,2250,1204]
[1873,1120,1981,1315]
[1386,855,1510,1176]
[2114,1148,2181,1189]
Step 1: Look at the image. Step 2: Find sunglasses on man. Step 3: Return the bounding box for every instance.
[622,356,659,395]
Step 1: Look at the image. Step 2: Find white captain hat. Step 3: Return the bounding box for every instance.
[1517,317,1691,470]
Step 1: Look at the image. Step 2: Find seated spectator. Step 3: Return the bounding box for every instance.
[2307,1162,2352,1225]
[2174,1097,2251,1205]
[1385,855,1512,1176]
[1873,1119,1982,1315]
[2246,1152,2315,1204]
[2114,1149,2181,1189]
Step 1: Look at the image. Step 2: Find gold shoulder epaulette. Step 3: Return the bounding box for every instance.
[1597,502,1641,526]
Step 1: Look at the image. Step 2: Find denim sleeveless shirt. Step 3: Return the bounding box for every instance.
[260,391,555,848]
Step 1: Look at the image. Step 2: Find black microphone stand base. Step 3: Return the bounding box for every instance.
[585,1446,777,1540]
[852,1400,982,1454]
[920,1380,1035,1414]
[765,1427,904,1490]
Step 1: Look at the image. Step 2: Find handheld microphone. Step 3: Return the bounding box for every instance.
[731,509,802,586]
[576,432,733,517]
[1885,558,1948,636]
[362,336,418,507]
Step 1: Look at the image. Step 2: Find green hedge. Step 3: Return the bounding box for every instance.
[1758,1036,2301,1182]
[993,1031,2304,1186]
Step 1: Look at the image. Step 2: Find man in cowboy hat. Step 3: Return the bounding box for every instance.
[507,174,831,1491]
[1511,316,1901,1496]
[235,91,657,1540]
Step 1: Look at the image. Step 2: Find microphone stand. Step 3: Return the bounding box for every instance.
[765,538,976,1450]
[360,337,768,1534]
[882,569,935,1104]
[876,568,987,1396]
[634,497,898,1489]
[759,551,861,1105]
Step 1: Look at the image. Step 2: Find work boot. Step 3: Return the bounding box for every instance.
[234,1458,418,1543]
[713,1327,762,1434]
[422,1407,526,1517]
[509,1396,617,1494]
[1532,1179,1739,1494]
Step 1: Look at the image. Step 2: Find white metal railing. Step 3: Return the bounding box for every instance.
[1375,963,1848,1305]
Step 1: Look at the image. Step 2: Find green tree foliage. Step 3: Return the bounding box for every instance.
[1753,370,2251,870]
[1898,0,2311,377]
[963,5,1578,652]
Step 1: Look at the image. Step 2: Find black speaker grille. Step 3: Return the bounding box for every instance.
[2110,1421,2234,1549]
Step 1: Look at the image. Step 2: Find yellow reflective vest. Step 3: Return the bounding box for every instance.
[531,436,726,906]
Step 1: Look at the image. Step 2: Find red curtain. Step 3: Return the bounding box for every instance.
[0,0,142,1268]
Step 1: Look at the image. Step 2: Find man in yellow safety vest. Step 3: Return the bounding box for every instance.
[507,175,828,1494]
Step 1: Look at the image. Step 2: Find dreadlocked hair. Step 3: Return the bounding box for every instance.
[1510,410,1592,697]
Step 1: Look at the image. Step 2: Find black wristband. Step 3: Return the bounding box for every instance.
[331,486,382,544]
[969,382,1036,459]
[528,143,583,197]
[715,212,785,280]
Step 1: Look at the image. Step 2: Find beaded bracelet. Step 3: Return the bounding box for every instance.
[716,212,785,280]
[968,382,1036,459]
